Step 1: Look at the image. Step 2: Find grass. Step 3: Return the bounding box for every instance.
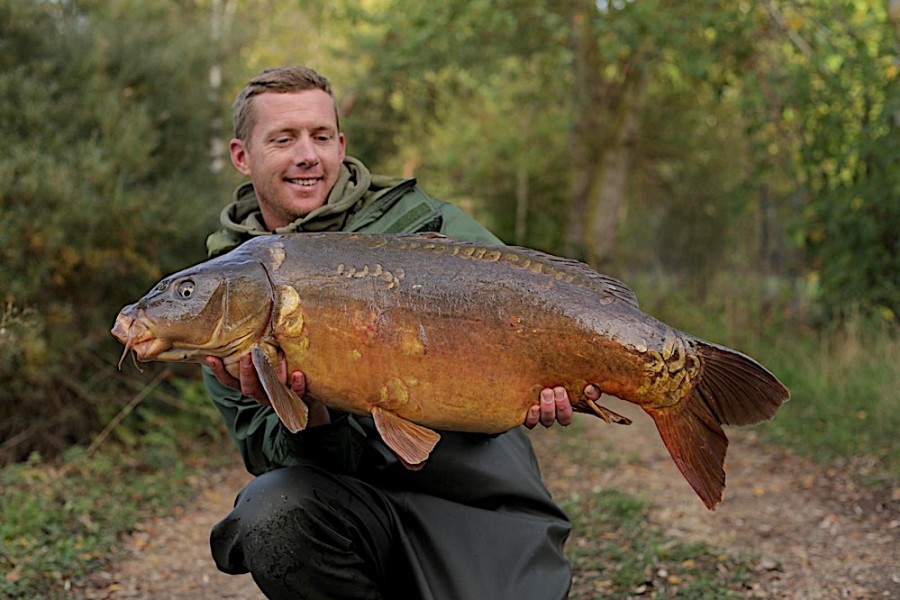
[564,489,755,598]
[760,321,900,484]
[0,377,229,599]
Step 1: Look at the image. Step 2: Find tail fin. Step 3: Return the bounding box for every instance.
[647,341,790,510]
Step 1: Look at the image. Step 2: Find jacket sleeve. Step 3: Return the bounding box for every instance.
[437,203,504,245]
[202,366,367,475]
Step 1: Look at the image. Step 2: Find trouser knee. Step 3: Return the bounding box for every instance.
[210,465,394,599]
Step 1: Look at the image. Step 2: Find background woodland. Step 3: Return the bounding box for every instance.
[1,0,897,482]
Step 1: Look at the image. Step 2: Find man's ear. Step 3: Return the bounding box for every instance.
[230,138,252,176]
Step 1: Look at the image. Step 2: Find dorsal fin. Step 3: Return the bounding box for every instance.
[524,249,639,308]
[408,231,449,240]
[390,233,641,309]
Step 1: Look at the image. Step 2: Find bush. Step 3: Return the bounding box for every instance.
[0,0,233,463]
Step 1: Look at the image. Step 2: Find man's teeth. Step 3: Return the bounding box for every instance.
[286,178,318,186]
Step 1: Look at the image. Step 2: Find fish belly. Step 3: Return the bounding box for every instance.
[277,293,648,434]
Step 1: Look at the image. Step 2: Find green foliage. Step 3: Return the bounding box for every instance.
[338,0,569,169]
[335,0,898,322]
[563,489,754,598]
[740,0,899,319]
[407,57,574,249]
[0,0,232,462]
[0,376,226,598]
[761,321,900,483]
[626,85,754,291]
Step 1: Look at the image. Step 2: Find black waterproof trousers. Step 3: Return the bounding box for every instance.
[210,428,572,600]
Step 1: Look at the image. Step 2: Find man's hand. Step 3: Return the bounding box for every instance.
[524,384,600,429]
[205,355,331,427]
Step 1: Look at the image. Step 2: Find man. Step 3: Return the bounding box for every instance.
[202,66,595,599]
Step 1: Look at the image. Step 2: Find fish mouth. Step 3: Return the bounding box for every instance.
[111,309,257,368]
[111,313,171,368]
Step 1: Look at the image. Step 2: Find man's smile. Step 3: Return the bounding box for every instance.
[284,176,321,187]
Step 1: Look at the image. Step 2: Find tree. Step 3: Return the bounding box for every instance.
[749,0,900,319]
[0,0,229,462]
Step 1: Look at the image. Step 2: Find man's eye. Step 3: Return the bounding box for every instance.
[176,280,195,298]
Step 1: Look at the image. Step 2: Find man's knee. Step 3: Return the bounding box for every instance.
[210,465,394,597]
[211,466,347,569]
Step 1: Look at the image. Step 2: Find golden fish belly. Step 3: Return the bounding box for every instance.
[257,231,698,431]
[275,291,653,433]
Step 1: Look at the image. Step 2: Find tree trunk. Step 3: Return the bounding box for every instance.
[564,3,647,268]
[564,7,603,261]
[209,0,237,173]
[514,157,529,245]
[585,67,647,270]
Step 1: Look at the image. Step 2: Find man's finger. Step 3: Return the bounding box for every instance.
[524,404,541,429]
[539,387,556,427]
[206,356,239,389]
[239,354,269,405]
[290,371,307,396]
[553,386,573,427]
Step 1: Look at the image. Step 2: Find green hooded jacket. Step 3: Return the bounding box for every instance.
[201,157,571,599]
[203,157,505,475]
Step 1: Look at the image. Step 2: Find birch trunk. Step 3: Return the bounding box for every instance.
[585,68,647,270]
[208,0,237,173]
[564,8,603,261]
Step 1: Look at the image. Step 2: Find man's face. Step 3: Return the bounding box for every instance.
[229,90,346,229]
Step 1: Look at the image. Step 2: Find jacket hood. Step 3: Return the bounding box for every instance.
[207,156,412,257]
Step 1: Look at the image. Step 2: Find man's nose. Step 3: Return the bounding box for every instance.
[293,136,318,167]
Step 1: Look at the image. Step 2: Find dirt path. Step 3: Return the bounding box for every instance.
[86,398,897,599]
[81,468,262,599]
[531,399,899,599]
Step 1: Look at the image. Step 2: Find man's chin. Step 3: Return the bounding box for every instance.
[284,194,328,217]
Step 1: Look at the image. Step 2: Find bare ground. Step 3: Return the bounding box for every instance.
[82,398,898,599]
[532,399,899,599]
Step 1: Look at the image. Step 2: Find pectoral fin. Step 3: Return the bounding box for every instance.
[570,390,633,425]
[250,346,309,433]
[371,406,440,469]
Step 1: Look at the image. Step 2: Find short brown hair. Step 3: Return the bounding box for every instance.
[232,66,339,142]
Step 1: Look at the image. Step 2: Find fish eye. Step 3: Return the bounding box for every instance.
[176,280,195,299]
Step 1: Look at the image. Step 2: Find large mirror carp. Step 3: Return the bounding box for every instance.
[112,232,789,509]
